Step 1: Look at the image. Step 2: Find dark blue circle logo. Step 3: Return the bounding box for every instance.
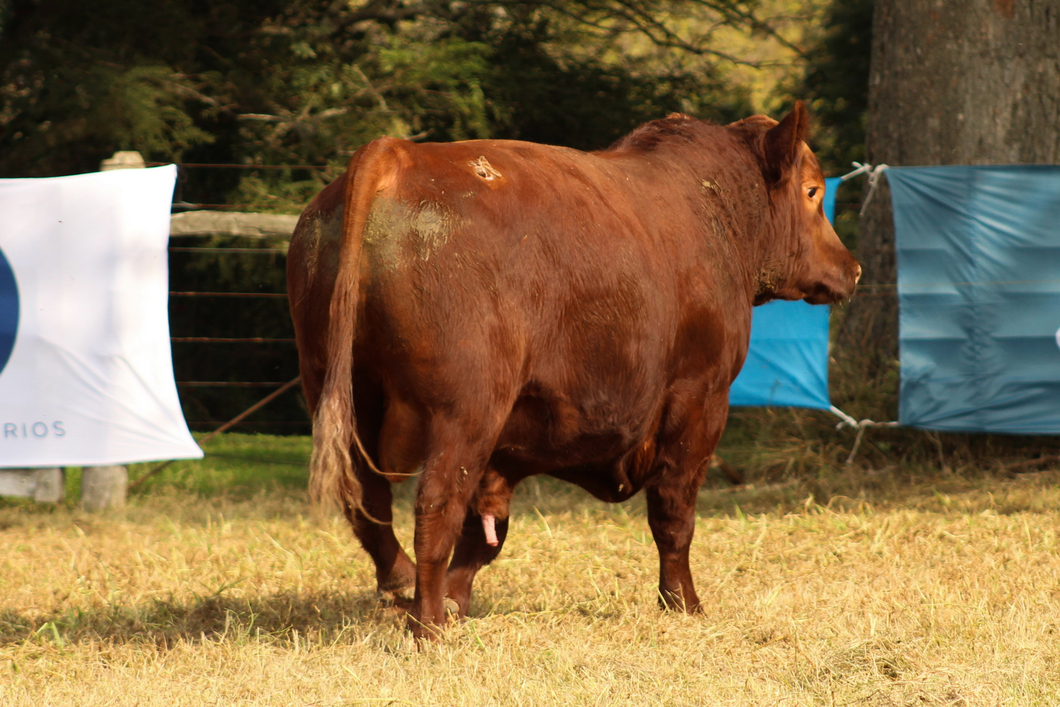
[0,245,19,375]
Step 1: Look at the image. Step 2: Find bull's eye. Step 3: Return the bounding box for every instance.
[807,186,819,199]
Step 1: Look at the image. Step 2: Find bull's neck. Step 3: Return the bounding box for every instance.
[684,147,775,307]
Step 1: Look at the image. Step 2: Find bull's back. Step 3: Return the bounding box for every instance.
[362,142,681,355]
[360,138,697,320]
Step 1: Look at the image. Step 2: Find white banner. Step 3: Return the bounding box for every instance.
[0,165,202,467]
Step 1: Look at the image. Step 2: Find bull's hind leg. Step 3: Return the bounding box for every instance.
[301,371,415,603]
[646,390,728,613]
[346,468,416,603]
[444,468,515,618]
[408,417,501,639]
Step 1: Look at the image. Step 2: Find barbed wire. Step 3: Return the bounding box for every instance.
[170,231,284,239]
[187,420,307,425]
[172,203,302,211]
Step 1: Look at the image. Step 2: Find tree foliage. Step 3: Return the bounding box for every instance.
[788,0,871,175]
[779,0,871,254]
[0,0,803,205]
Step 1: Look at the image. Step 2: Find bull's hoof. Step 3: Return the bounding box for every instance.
[407,615,446,641]
[443,596,461,617]
[378,584,415,607]
[658,591,703,614]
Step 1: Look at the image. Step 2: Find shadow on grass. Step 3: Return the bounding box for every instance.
[0,588,401,649]
[4,471,1059,652]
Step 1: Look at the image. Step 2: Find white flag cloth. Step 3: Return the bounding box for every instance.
[0,165,203,467]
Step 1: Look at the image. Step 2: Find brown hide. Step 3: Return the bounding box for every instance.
[287,102,860,637]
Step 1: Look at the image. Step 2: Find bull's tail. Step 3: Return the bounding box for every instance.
[309,139,395,518]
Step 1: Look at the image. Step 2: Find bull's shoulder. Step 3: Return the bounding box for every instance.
[604,113,706,152]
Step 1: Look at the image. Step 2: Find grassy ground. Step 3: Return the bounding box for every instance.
[2,431,1060,705]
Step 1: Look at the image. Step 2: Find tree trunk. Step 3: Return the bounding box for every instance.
[841,0,1060,384]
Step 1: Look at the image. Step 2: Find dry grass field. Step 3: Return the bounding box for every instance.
[2,433,1060,706]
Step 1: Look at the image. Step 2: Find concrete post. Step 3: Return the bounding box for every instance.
[81,465,128,512]
[0,468,65,503]
[33,468,65,503]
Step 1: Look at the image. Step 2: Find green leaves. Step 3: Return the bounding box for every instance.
[377,35,496,141]
[789,0,873,174]
[0,0,787,183]
[0,58,214,175]
[98,66,216,158]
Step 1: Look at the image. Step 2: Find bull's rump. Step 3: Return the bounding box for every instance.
[293,137,750,478]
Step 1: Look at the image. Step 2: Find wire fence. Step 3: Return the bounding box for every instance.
[167,197,307,434]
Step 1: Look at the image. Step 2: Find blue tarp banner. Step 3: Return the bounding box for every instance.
[890,165,1060,434]
[729,178,839,409]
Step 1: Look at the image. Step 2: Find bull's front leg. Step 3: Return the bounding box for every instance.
[645,476,704,612]
[645,393,726,613]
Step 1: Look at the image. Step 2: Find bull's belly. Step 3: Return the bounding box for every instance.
[489,446,648,503]
[489,393,657,502]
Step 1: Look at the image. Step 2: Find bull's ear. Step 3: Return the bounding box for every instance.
[763,101,808,184]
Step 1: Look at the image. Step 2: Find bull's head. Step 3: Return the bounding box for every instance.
[751,102,861,305]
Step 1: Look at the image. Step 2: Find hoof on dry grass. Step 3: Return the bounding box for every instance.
[378,585,414,609]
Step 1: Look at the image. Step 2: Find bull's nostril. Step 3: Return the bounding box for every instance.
[854,263,863,284]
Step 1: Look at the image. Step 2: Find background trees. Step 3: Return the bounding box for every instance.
[1,1,817,198]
